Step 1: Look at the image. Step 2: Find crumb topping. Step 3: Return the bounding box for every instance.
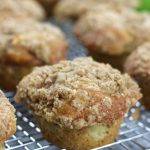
[0,90,16,142]
[0,18,67,65]
[55,0,94,19]
[73,8,150,55]
[55,0,138,19]
[125,42,150,76]
[0,0,45,20]
[15,57,142,129]
[73,9,134,55]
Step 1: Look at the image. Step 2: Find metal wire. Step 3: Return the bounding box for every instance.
[3,19,150,150]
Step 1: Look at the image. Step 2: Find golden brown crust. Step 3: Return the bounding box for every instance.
[54,0,138,20]
[0,18,67,65]
[0,90,16,142]
[124,42,150,76]
[124,42,150,110]
[15,57,141,129]
[55,0,94,20]
[0,64,33,90]
[0,0,45,20]
[0,18,67,90]
[73,8,150,55]
[73,9,133,55]
[37,115,123,150]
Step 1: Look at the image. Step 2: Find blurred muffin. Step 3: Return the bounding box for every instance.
[15,57,141,150]
[0,18,68,90]
[37,0,59,16]
[54,0,139,20]
[124,42,150,110]
[73,9,133,70]
[73,8,150,70]
[0,0,45,20]
[0,90,16,149]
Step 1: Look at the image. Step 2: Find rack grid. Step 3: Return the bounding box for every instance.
[3,19,150,150]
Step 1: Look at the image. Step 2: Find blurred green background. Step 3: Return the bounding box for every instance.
[138,0,150,11]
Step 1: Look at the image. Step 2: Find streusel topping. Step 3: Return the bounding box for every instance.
[74,8,150,55]
[0,90,16,141]
[125,42,150,76]
[0,0,45,20]
[0,18,67,64]
[74,9,134,55]
[15,57,141,129]
[55,0,138,19]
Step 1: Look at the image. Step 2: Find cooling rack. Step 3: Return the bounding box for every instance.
[3,19,150,150]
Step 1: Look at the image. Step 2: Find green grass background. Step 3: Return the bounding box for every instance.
[137,0,150,11]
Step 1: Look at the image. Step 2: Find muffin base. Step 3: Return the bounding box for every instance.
[36,116,123,150]
[0,142,4,150]
[88,50,129,71]
[141,97,150,110]
[140,90,150,110]
[135,75,150,110]
[0,63,33,90]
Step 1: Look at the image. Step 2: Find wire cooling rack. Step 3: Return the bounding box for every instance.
[3,19,150,150]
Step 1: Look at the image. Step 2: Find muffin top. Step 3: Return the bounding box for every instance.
[0,90,16,142]
[0,18,67,65]
[15,57,141,129]
[124,42,150,77]
[73,9,134,55]
[73,8,150,55]
[55,0,94,19]
[54,0,138,19]
[0,0,45,20]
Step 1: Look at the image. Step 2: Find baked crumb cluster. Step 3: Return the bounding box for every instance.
[74,9,132,55]
[0,90,16,141]
[73,8,150,55]
[0,18,67,65]
[55,0,138,19]
[124,42,150,75]
[0,0,45,20]
[16,57,141,129]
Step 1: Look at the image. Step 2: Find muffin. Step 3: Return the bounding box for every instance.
[124,42,150,110]
[73,8,150,70]
[54,0,139,20]
[15,57,142,150]
[0,18,68,90]
[0,90,16,149]
[0,0,45,20]
[36,0,59,16]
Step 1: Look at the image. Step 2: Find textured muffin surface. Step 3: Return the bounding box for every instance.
[15,57,141,129]
[55,0,138,19]
[73,8,150,56]
[0,18,67,90]
[124,42,150,75]
[124,42,150,109]
[0,0,45,20]
[0,90,16,142]
[0,18,67,65]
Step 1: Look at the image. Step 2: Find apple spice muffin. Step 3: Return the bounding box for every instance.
[0,0,45,20]
[0,90,16,150]
[36,0,59,16]
[73,8,150,71]
[54,0,139,20]
[124,42,150,110]
[15,57,142,150]
[0,18,68,90]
